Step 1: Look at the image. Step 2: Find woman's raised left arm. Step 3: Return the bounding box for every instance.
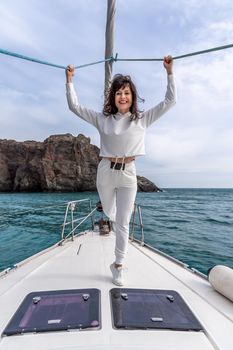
[141,56,177,127]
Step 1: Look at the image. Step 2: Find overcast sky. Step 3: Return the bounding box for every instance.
[1,0,233,188]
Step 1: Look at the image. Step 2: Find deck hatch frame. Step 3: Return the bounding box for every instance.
[2,288,101,336]
[110,288,203,331]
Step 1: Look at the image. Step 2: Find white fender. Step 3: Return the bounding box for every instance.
[208,265,233,302]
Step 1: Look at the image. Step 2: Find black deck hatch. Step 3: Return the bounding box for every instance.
[110,288,203,331]
[3,288,100,336]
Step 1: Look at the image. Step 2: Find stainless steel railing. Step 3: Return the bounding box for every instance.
[60,199,145,246]
[130,203,144,245]
[60,199,97,244]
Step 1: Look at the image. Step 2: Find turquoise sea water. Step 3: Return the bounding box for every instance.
[0,189,233,275]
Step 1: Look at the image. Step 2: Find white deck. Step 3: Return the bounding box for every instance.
[0,230,232,350]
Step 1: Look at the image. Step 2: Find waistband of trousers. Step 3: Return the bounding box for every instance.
[105,156,135,164]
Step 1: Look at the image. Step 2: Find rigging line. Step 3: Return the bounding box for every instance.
[173,43,233,60]
[0,48,66,69]
[115,43,233,62]
[116,57,163,62]
[0,48,114,70]
[74,56,114,69]
[1,43,232,69]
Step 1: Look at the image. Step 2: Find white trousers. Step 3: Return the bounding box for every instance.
[96,158,137,265]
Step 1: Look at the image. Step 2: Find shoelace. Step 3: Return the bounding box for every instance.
[120,157,125,171]
[111,157,118,171]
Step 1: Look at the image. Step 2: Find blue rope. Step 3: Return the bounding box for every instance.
[173,43,233,59]
[115,43,233,62]
[0,48,66,69]
[1,43,233,70]
[0,48,114,70]
[75,56,113,69]
[116,57,162,62]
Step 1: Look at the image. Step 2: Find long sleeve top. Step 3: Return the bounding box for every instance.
[66,74,176,157]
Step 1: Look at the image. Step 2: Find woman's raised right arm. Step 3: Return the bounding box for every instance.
[65,65,100,128]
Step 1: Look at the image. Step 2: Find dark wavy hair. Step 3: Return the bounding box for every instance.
[103,74,144,121]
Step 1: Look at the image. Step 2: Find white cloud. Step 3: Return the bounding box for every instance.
[142,47,233,186]
[0,7,38,50]
[191,20,233,50]
[146,127,233,171]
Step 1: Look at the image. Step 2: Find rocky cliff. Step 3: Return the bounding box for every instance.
[0,134,161,192]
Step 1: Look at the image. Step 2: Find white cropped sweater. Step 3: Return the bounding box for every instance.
[66,74,176,157]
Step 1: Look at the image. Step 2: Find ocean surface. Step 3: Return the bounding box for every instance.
[0,189,233,275]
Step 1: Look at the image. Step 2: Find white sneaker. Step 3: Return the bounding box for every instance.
[110,263,124,286]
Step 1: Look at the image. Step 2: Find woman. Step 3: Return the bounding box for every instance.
[66,56,176,286]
